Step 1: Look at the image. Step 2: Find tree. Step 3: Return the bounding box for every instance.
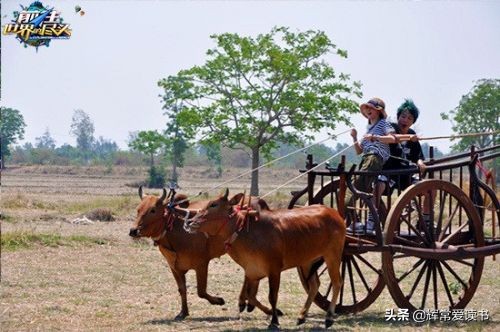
[128,130,167,169]
[0,107,26,168]
[35,127,56,149]
[129,130,169,188]
[163,104,189,182]
[93,136,118,159]
[159,27,361,195]
[70,109,95,161]
[441,79,499,152]
[441,79,499,181]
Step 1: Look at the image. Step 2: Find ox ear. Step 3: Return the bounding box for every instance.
[138,185,143,200]
[228,193,245,206]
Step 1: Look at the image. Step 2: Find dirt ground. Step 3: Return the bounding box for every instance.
[1,166,499,331]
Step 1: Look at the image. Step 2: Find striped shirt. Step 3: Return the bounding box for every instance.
[360,119,395,162]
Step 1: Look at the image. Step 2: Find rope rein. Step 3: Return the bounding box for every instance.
[260,143,354,199]
[177,129,351,204]
[418,130,499,141]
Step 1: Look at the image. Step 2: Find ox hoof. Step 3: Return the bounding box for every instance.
[276,309,284,316]
[174,313,188,321]
[297,317,306,325]
[246,304,255,313]
[325,317,334,329]
[239,303,246,313]
[215,297,225,306]
[268,323,280,331]
[208,297,225,306]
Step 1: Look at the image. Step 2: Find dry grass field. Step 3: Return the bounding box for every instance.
[1,165,499,331]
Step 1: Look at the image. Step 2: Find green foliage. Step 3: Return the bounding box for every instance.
[200,139,223,177]
[70,109,95,155]
[163,104,189,181]
[440,79,500,152]
[35,128,56,149]
[128,130,167,168]
[159,26,361,194]
[148,165,166,188]
[0,107,26,168]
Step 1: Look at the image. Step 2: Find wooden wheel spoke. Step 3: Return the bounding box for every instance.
[397,258,425,283]
[412,198,433,242]
[441,260,468,289]
[421,262,433,309]
[351,255,371,292]
[400,215,430,246]
[432,264,438,309]
[452,259,475,267]
[347,258,357,304]
[325,281,332,299]
[407,261,429,302]
[354,254,381,275]
[441,222,470,244]
[394,235,425,248]
[436,192,448,238]
[318,264,328,278]
[438,201,460,242]
[436,262,455,307]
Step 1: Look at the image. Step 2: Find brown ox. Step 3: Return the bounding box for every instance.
[183,189,346,329]
[129,187,278,320]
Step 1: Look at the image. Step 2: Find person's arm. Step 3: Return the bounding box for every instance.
[351,129,363,155]
[364,133,418,144]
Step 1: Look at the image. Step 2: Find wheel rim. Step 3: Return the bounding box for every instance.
[382,180,485,311]
[297,180,385,313]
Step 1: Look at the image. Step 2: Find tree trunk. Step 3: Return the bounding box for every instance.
[0,138,4,170]
[172,154,178,182]
[250,147,260,196]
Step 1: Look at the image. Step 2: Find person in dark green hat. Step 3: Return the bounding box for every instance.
[376,99,431,222]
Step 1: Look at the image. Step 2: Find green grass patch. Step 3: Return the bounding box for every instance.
[1,231,110,251]
[63,195,136,216]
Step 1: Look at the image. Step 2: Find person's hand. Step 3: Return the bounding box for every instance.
[363,134,377,142]
[350,129,358,141]
[417,160,426,176]
[410,134,419,142]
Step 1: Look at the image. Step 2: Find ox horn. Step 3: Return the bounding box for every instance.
[159,188,167,202]
[138,185,143,199]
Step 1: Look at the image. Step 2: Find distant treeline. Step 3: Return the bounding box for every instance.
[8,139,442,170]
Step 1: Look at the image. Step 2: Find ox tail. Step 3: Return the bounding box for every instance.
[306,257,325,282]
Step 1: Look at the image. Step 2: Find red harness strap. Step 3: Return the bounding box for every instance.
[476,159,493,181]
[224,206,259,251]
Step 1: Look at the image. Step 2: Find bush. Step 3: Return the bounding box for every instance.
[148,166,166,188]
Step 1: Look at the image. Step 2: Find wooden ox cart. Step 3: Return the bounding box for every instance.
[288,144,499,314]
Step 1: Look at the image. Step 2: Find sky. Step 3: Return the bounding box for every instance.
[2,0,500,154]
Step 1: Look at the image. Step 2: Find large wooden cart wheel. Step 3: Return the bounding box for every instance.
[382,180,485,311]
[296,180,386,314]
